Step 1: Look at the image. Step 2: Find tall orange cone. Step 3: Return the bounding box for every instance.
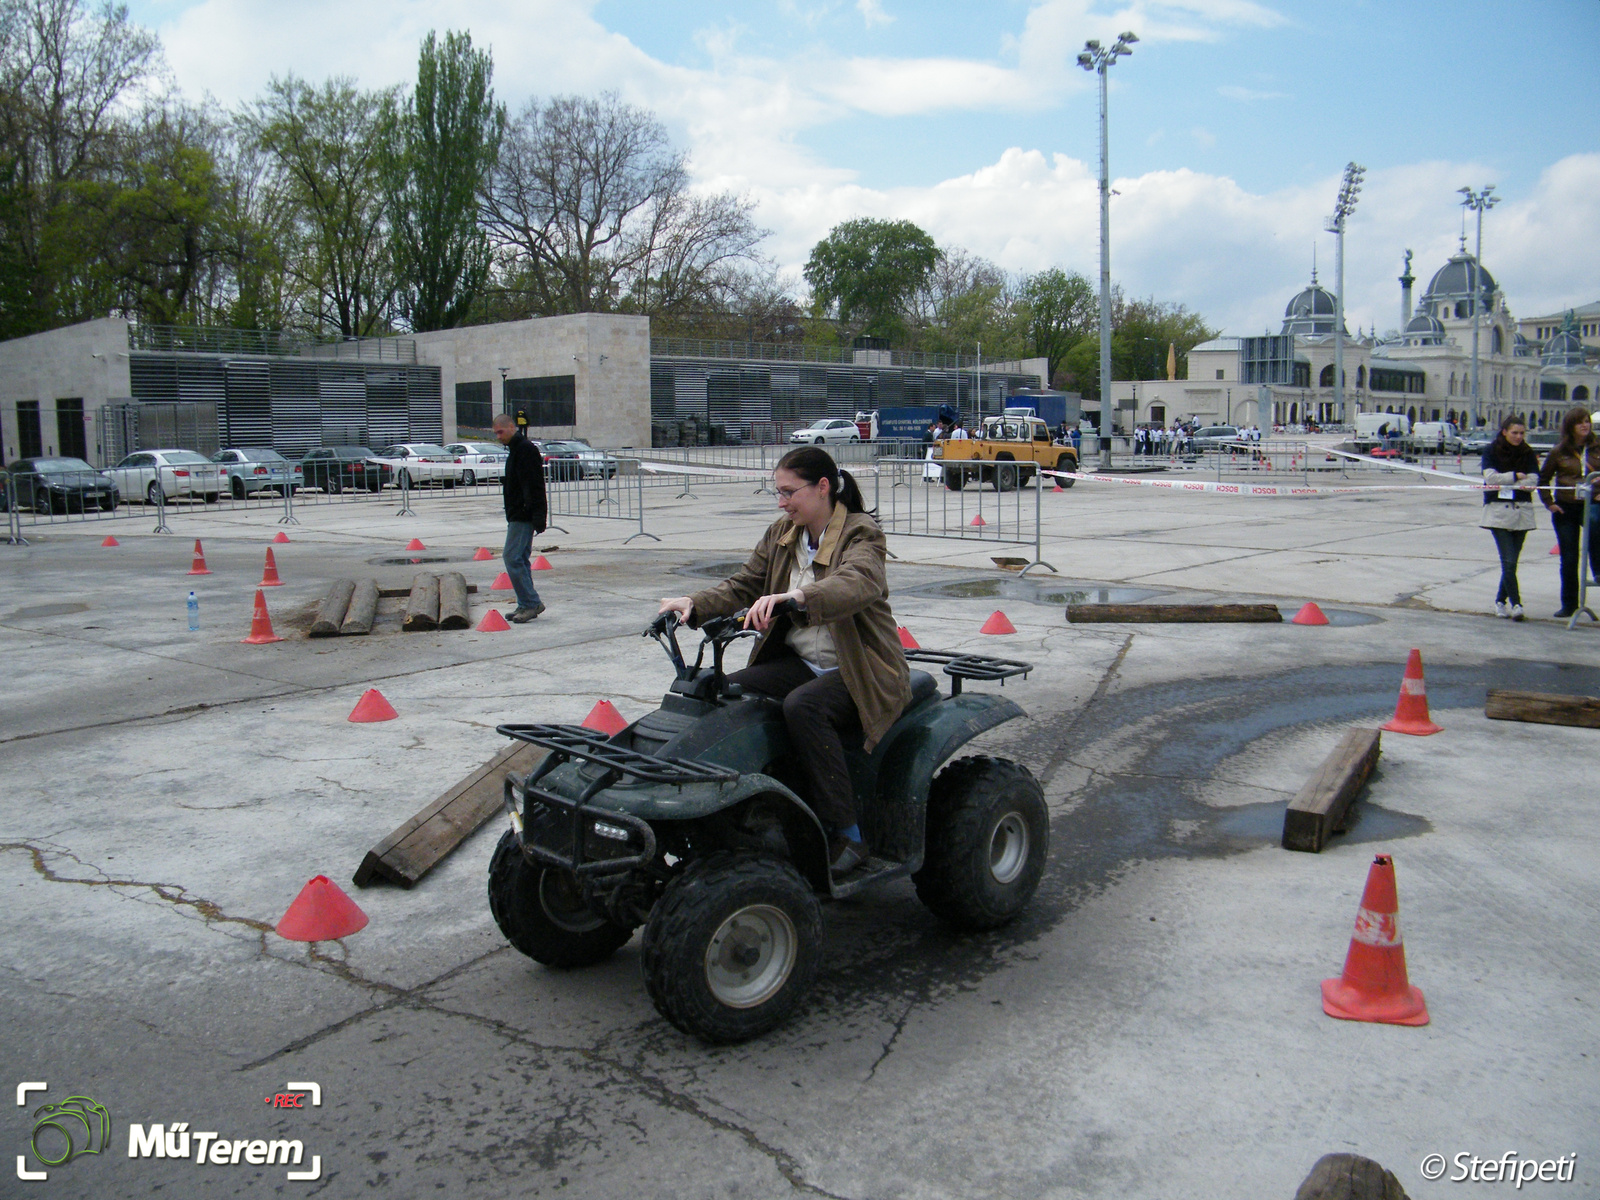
[1381,649,1442,735]
[272,530,290,543]
[405,537,426,551]
[259,547,283,586]
[473,546,494,561]
[187,538,211,575]
[240,589,284,644]
[1292,601,1330,626]
[897,626,920,649]
[582,700,628,736]
[276,875,369,942]
[1321,854,1428,1026]
[490,571,513,591]
[532,555,553,571]
[980,610,1016,634]
[347,688,398,722]
[969,513,987,526]
[475,609,511,632]
[101,535,119,547]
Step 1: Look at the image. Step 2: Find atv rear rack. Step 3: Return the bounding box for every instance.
[903,649,1033,697]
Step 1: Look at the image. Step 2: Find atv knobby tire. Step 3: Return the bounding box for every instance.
[914,755,1048,930]
[641,851,822,1043]
[488,828,634,967]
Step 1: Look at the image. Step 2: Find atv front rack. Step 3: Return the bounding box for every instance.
[903,649,1033,697]
[496,723,739,785]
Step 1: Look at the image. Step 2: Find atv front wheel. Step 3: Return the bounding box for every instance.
[641,852,822,1043]
[914,756,1048,930]
[488,828,635,967]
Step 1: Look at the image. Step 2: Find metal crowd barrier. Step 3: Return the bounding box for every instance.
[1567,471,1599,631]
[871,458,1054,575]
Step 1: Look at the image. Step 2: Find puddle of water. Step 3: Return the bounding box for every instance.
[911,576,1161,606]
[1212,799,1430,845]
[1289,607,1384,628]
[679,560,750,578]
[7,602,91,619]
[368,555,455,566]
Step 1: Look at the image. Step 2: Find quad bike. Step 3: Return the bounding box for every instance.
[488,604,1048,1043]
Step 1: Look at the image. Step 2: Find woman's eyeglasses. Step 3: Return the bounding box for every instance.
[775,481,817,501]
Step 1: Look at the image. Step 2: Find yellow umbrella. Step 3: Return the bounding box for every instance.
[1166,342,1177,381]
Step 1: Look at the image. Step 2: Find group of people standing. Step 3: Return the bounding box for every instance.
[1480,404,1599,621]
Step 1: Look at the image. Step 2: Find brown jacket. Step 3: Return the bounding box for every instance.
[1538,435,1600,510]
[688,503,912,750]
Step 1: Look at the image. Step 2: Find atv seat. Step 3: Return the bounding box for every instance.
[908,670,939,707]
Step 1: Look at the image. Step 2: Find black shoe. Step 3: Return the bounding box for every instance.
[1553,608,1577,619]
[509,603,546,624]
[828,834,867,878]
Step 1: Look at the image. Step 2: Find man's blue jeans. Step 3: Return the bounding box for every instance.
[503,522,543,611]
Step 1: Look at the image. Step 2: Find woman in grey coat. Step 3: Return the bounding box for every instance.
[1480,415,1541,621]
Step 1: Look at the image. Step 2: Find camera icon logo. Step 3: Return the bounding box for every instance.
[31,1095,111,1166]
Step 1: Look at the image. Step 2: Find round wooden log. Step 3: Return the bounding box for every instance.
[310,579,356,637]
[340,579,380,636]
[437,572,470,630]
[403,573,440,632]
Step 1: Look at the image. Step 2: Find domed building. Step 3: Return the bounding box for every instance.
[1281,273,1344,338]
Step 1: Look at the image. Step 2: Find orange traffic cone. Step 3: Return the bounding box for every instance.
[101,535,119,547]
[405,537,426,551]
[1321,854,1428,1026]
[1292,601,1330,626]
[532,555,553,571]
[475,609,510,632]
[259,547,283,586]
[276,875,369,942]
[980,610,1016,634]
[969,513,987,526]
[472,546,494,561]
[490,571,513,591]
[1381,649,1442,736]
[1052,480,1064,493]
[272,531,290,543]
[241,589,283,644]
[187,538,211,575]
[582,700,628,736]
[897,626,920,649]
[1550,543,1560,555]
[347,688,398,722]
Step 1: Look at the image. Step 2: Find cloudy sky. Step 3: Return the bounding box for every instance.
[128,0,1600,337]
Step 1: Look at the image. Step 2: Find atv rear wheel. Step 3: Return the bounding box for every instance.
[488,828,634,967]
[914,756,1048,930]
[641,851,822,1043]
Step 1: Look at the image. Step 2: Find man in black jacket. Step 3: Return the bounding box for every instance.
[493,414,548,622]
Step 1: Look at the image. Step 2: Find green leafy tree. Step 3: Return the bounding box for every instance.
[385,30,503,332]
[1020,267,1096,386]
[912,248,1028,359]
[803,217,940,344]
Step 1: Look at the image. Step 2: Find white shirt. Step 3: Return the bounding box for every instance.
[785,531,838,673]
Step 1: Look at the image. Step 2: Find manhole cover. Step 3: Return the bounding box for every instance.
[8,602,90,619]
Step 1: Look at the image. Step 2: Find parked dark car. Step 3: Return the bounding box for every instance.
[2,457,118,513]
[298,446,394,493]
[534,439,582,482]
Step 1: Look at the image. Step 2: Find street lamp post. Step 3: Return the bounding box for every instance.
[1459,185,1499,430]
[1324,162,1365,427]
[1078,30,1137,469]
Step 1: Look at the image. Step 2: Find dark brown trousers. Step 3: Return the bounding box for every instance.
[727,655,861,831]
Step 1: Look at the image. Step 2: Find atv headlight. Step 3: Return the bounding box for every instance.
[591,820,631,842]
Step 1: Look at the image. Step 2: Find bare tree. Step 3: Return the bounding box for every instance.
[482,92,765,317]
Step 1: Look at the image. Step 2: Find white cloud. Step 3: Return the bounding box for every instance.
[856,0,894,29]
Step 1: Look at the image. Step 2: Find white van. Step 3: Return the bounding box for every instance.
[1354,412,1410,446]
[1408,421,1461,453]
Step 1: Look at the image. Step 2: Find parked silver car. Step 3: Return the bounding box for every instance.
[790,418,861,445]
[104,449,223,504]
[444,441,507,485]
[212,447,302,498]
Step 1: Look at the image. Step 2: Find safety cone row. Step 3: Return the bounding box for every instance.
[1291,601,1330,626]
[1321,854,1428,1026]
[241,589,283,644]
[1381,648,1442,736]
[348,688,398,722]
[187,538,211,575]
[259,547,283,587]
[276,875,368,942]
[582,700,628,736]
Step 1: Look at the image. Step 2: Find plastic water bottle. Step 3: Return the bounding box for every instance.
[187,590,199,632]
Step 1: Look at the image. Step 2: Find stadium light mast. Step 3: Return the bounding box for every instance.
[1324,162,1365,424]
[1078,30,1137,468]
[1458,185,1499,429]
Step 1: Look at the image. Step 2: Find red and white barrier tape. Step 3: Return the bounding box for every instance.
[1041,469,1494,496]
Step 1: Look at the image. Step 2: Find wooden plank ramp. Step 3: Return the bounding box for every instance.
[353,741,544,889]
[1282,728,1381,853]
[1068,602,1282,624]
[1485,688,1600,730]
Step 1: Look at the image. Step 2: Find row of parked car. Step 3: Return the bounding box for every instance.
[1,439,620,513]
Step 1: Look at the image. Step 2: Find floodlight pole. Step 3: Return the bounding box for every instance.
[1460,185,1498,429]
[1079,32,1137,468]
[1325,162,1365,426]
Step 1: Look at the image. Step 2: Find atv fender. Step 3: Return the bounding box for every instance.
[868,692,1026,864]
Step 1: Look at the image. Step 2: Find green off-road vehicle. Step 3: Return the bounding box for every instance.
[488,604,1048,1042]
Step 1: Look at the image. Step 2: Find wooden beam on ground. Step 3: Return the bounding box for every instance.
[437,572,470,630]
[403,573,440,632]
[1485,688,1600,730]
[310,579,355,637]
[340,579,379,636]
[1067,602,1283,623]
[353,741,544,889]
[1282,728,1382,853]
[379,583,477,598]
